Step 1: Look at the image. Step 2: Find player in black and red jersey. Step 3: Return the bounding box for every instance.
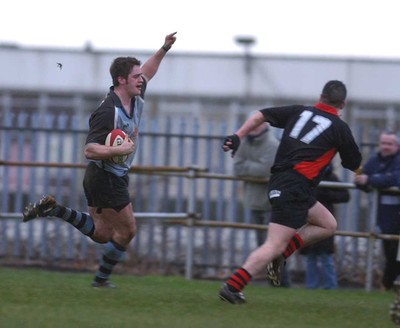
[219,80,362,304]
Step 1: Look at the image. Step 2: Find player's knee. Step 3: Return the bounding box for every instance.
[116,223,136,244]
[126,226,136,241]
[90,224,113,243]
[331,220,337,232]
[325,216,337,234]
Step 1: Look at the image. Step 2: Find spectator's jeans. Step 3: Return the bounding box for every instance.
[305,252,337,289]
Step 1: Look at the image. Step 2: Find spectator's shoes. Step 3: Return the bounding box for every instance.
[22,195,57,222]
[218,284,246,304]
[91,280,116,288]
[266,255,286,287]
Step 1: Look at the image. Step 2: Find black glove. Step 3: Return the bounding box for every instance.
[222,134,241,156]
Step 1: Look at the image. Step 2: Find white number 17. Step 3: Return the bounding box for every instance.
[289,110,332,144]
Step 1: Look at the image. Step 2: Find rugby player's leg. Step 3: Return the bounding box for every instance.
[91,204,136,288]
[221,223,296,296]
[297,201,337,247]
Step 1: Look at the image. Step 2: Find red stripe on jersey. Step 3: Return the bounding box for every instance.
[293,148,336,180]
[314,102,338,115]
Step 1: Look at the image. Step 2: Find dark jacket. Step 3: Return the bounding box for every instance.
[300,165,350,254]
[361,151,400,233]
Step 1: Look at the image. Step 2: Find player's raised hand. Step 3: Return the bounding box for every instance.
[163,32,177,51]
[222,134,241,157]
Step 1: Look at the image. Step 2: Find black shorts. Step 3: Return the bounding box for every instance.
[268,170,317,229]
[83,162,131,212]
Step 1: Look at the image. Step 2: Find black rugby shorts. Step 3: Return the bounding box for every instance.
[83,162,130,212]
[268,170,317,229]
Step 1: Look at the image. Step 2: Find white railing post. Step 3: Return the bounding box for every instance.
[185,166,198,280]
[365,189,378,291]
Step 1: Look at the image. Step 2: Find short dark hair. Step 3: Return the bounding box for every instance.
[321,80,347,107]
[109,56,142,86]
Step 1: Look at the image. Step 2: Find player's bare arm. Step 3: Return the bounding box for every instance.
[141,32,177,81]
[222,111,266,157]
[84,139,134,160]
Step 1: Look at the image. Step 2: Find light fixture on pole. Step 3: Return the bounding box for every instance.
[234,36,256,75]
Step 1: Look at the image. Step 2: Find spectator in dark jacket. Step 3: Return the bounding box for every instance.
[300,164,350,289]
[354,130,400,290]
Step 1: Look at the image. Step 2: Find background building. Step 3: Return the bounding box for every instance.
[1,43,400,132]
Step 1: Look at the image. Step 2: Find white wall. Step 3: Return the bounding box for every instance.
[1,45,400,104]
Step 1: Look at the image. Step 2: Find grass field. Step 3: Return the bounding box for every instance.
[0,267,396,328]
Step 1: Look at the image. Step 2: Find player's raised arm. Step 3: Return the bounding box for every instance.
[141,32,177,82]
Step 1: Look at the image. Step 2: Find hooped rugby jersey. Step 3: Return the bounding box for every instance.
[260,102,362,186]
[85,79,147,177]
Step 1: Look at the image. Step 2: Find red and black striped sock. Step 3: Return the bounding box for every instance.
[226,267,252,292]
[283,233,304,259]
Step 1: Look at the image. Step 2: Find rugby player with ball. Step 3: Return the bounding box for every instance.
[23,32,177,288]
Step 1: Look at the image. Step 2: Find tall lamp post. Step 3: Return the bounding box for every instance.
[234,36,256,120]
[235,36,256,78]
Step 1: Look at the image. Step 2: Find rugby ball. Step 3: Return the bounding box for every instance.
[105,129,128,164]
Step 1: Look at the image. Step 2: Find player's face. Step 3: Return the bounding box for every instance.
[379,134,398,157]
[125,65,143,96]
